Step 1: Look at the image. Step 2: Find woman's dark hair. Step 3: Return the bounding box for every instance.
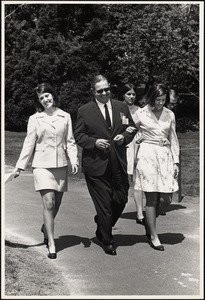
[121,83,136,97]
[34,83,59,112]
[120,83,140,104]
[144,83,169,107]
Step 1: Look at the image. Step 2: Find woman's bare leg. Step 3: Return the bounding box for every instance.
[133,189,144,220]
[157,193,172,217]
[53,191,64,219]
[40,189,56,253]
[41,191,64,235]
[128,174,144,220]
[145,192,162,247]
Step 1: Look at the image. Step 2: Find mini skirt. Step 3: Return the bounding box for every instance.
[33,167,68,192]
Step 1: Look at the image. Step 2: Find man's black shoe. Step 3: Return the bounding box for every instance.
[104,244,117,256]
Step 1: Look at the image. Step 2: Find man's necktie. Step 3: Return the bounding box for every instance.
[104,104,112,129]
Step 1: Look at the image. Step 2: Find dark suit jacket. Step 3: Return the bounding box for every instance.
[74,99,136,176]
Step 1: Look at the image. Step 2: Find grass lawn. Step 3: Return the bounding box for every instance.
[4,240,70,296]
[4,130,200,196]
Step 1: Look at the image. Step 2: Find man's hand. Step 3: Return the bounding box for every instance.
[95,139,110,150]
[126,126,137,133]
[113,134,124,145]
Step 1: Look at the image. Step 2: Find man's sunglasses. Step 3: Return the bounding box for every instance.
[96,88,110,94]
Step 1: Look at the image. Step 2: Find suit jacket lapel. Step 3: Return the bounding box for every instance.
[37,112,64,130]
[111,100,120,133]
[111,100,116,126]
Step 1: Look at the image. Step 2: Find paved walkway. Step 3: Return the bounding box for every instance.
[3,166,203,297]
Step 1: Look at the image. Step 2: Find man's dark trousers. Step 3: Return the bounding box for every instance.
[85,148,129,244]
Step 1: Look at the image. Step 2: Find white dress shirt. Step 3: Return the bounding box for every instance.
[95,99,113,126]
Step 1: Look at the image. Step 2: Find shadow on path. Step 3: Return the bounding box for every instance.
[55,235,91,253]
[90,232,185,249]
[159,232,185,245]
[166,203,187,212]
[5,230,185,251]
[5,236,92,252]
[121,204,187,221]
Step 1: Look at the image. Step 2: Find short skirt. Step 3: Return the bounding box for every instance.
[133,143,178,193]
[33,167,68,192]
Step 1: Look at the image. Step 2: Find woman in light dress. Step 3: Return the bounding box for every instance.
[13,83,79,259]
[122,83,144,225]
[127,83,179,251]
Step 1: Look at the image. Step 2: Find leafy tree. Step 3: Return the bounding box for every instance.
[4,3,200,131]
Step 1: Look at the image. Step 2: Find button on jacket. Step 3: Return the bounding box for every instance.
[16,109,79,170]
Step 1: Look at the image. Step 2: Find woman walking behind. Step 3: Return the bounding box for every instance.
[122,83,144,225]
[127,83,179,251]
[13,83,79,259]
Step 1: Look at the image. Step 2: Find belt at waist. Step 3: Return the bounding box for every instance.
[142,138,170,147]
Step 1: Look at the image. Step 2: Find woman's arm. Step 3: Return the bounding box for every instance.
[14,115,37,173]
[168,112,180,164]
[65,113,79,168]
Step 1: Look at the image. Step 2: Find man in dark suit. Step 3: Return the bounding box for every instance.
[74,75,136,255]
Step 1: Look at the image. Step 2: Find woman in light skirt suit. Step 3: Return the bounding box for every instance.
[13,83,79,259]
